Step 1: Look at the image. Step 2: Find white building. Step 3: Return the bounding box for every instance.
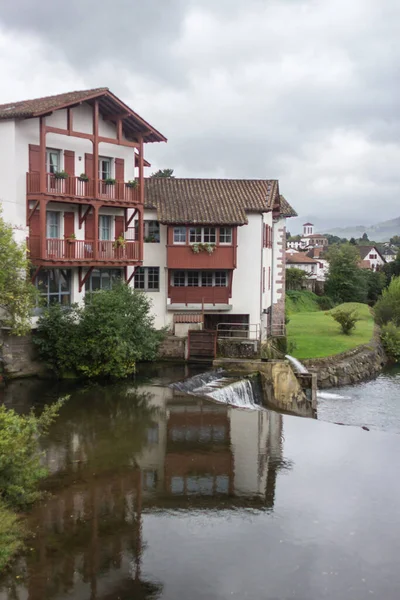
[357,246,386,271]
[0,88,297,342]
[287,222,329,251]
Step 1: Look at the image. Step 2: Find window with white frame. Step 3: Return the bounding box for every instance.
[189,227,202,244]
[173,227,186,244]
[171,271,228,287]
[46,149,61,174]
[203,227,216,243]
[134,267,160,291]
[46,211,60,239]
[99,215,112,241]
[85,268,123,292]
[189,227,216,244]
[144,220,160,243]
[99,157,112,181]
[219,227,232,244]
[36,269,71,306]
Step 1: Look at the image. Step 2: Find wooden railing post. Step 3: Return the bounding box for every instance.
[93,204,99,260]
[39,117,46,193]
[39,198,47,259]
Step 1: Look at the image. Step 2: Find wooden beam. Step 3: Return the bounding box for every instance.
[30,265,41,284]
[79,205,92,228]
[98,135,139,148]
[103,112,130,122]
[125,266,137,285]
[39,198,47,259]
[79,267,94,292]
[39,117,46,193]
[67,108,73,134]
[126,208,138,228]
[93,100,99,200]
[45,126,94,141]
[27,200,39,224]
[116,118,122,143]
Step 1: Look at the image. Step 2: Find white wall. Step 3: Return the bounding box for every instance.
[272,218,286,306]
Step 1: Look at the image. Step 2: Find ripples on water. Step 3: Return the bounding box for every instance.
[0,364,399,600]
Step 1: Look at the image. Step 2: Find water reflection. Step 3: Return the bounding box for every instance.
[0,380,285,600]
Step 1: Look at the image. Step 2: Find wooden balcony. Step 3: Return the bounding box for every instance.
[27,237,141,266]
[168,286,230,306]
[27,172,141,205]
[167,245,236,269]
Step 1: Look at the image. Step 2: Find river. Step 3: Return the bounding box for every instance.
[0,364,400,600]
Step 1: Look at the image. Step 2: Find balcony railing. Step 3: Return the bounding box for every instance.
[167,245,236,269]
[169,286,230,306]
[27,172,140,203]
[27,237,140,263]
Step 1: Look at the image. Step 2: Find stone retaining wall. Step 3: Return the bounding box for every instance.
[303,334,387,388]
[0,329,47,380]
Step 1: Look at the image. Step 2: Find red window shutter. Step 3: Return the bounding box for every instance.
[85,211,94,240]
[268,267,271,290]
[85,153,93,178]
[115,158,125,181]
[29,210,40,236]
[263,267,266,293]
[64,212,75,238]
[263,225,267,248]
[29,144,40,172]
[64,150,75,176]
[115,215,124,239]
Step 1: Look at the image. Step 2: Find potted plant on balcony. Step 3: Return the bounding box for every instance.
[105,178,116,185]
[54,171,68,179]
[126,179,138,188]
[78,173,89,182]
[66,233,76,243]
[191,242,216,255]
[113,235,126,249]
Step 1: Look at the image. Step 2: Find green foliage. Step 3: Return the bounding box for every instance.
[0,502,24,572]
[325,244,367,303]
[389,236,400,247]
[383,249,400,282]
[285,267,308,291]
[150,168,174,178]
[380,322,400,363]
[331,308,360,335]
[0,209,38,335]
[34,283,166,379]
[316,295,335,310]
[374,276,400,326]
[0,400,65,508]
[365,270,386,305]
[286,290,319,314]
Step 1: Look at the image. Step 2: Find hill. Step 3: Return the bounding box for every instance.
[325,216,400,242]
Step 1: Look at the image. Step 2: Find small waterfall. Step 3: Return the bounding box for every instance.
[171,371,262,410]
[285,354,309,374]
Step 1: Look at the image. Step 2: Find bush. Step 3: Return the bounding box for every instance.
[380,322,400,363]
[34,283,166,379]
[316,295,335,310]
[374,276,400,326]
[331,308,360,335]
[0,502,24,572]
[0,400,64,508]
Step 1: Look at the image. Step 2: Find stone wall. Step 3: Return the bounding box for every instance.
[217,339,260,359]
[157,335,186,360]
[303,335,387,388]
[0,329,46,380]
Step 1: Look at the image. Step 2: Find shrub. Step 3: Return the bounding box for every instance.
[34,283,166,379]
[0,400,64,508]
[374,276,400,326]
[380,322,400,363]
[0,502,24,572]
[316,295,335,310]
[331,308,360,335]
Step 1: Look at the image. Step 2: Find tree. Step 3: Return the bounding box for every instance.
[361,232,369,242]
[383,249,400,281]
[325,244,367,303]
[285,268,308,291]
[0,210,37,335]
[349,237,357,245]
[365,270,386,305]
[150,168,174,178]
[374,276,400,326]
[389,235,400,247]
[34,283,166,379]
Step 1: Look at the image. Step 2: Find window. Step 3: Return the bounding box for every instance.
[173,271,185,287]
[189,227,202,243]
[215,271,227,287]
[369,253,377,260]
[99,215,112,241]
[173,227,186,244]
[171,271,228,287]
[144,220,160,243]
[85,269,123,293]
[142,470,157,491]
[46,211,60,239]
[99,157,112,181]
[134,267,160,291]
[219,227,232,244]
[188,271,200,286]
[36,269,71,306]
[46,149,60,174]
[203,227,216,243]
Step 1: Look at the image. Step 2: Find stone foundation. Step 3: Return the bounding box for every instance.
[0,329,46,380]
[158,335,186,360]
[217,339,260,359]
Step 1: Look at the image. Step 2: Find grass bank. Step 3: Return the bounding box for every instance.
[287,301,374,360]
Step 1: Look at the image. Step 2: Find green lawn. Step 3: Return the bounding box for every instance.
[287,302,374,360]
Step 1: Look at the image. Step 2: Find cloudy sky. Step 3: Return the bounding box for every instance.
[0,0,399,231]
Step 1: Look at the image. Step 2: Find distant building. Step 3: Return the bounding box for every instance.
[357,246,386,271]
[287,222,328,251]
[306,247,329,282]
[380,246,397,263]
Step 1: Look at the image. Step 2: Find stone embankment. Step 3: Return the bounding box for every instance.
[303,334,387,389]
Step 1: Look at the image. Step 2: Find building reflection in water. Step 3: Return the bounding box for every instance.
[0,384,285,600]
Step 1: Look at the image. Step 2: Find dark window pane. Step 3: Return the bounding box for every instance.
[215,271,227,287]
[201,272,213,286]
[134,267,145,289]
[204,227,216,243]
[173,271,185,287]
[147,267,159,290]
[188,271,200,286]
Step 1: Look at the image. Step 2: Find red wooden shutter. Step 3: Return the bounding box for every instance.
[64,150,75,176]
[64,212,75,238]
[114,216,124,239]
[29,144,40,172]
[115,158,125,181]
[85,153,93,178]
[263,224,267,248]
[85,211,94,240]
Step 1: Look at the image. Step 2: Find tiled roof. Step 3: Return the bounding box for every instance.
[0,88,108,119]
[0,88,166,143]
[279,195,297,218]
[303,222,313,226]
[286,252,317,265]
[357,245,383,260]
[144,178,280,225]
